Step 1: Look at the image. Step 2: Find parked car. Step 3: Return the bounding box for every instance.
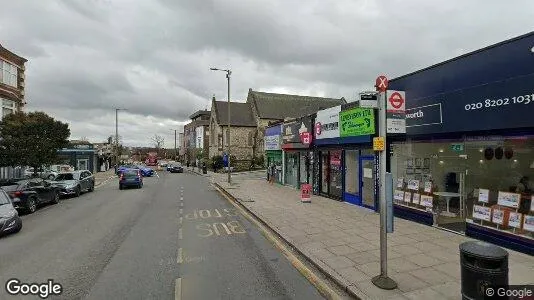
[53,170,95,197]
[0,178,60,214]
[119,169,143,190]
[0,189,22,236]
[168,163,183,173]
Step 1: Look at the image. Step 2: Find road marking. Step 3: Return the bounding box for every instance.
[178,228,183,240]
[179,216,183,224]
[213,184,343,300]
[177,248,183,264]
[180,197,183,201]
[175,278,182,300]
[155,171,160,178]
[179,208,183,215]
[180,202,183,207]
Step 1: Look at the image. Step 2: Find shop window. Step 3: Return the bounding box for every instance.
[345,150,358,194]
[391,137,534,239]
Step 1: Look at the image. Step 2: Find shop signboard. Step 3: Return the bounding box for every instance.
[339,107,375,137]
[282,116,313,149]
[388,33,534,135]
[264,124,282,151]
[315,106,340,140]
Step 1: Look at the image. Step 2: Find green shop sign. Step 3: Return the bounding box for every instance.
[339,108,375,137]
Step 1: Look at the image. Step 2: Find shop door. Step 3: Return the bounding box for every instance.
[434,156,468,233]
[77,159,89,171]
[359,156,376,210]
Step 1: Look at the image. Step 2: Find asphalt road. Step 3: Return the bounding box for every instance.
[0,170,324,300]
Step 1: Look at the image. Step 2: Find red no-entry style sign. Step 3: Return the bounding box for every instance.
[388,91,405,111]
[375,75,388,92]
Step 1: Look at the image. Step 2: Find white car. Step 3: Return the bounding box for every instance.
[24,165,74,179]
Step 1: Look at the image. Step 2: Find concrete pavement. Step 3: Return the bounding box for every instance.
[207,172,534,300]
[0,168,327,299]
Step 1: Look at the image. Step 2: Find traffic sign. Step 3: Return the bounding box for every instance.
[388,92,405,111]
[373,137,385,151]
[376,75,388,92]
[359,92,378,108]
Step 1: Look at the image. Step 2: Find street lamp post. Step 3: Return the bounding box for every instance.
[210,67,232,184]
[114,108,127,172]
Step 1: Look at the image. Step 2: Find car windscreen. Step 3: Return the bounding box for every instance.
[1,184,20,192]
[0,192,10,205]
[55,173,76,180]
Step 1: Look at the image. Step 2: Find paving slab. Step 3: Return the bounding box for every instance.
[208,174,534,299]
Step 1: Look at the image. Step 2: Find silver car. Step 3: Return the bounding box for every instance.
[0,189,22,236]
[53,170,95,197]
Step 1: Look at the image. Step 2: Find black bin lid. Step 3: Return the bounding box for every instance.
[460,241,508,259]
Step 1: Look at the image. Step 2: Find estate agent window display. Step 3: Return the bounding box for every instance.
[392,137,534,239]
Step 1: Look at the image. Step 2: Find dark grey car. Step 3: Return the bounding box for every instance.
[54,170,95,197]
[0,189,22,236]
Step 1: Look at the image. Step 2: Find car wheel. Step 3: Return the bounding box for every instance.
[26,197,37,214]
[75,186,81,197]
[13,219,22,233]
[48,174,56,180]
[51,191,60,204]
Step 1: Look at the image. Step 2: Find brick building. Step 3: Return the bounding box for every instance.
[0,43,28,179]
[183,109,210,165]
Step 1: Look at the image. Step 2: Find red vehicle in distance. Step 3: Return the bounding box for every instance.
[145,152,158,166]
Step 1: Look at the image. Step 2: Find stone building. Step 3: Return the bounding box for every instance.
[208,89,346,169]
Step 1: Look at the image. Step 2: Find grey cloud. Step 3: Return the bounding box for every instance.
[3,0,534,146]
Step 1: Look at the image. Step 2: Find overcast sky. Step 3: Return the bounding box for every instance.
[1,0,533,146]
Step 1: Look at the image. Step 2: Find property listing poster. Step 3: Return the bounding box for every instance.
[497,191,520,208]
[394,190,404,201]
[508,212,522,228]
[412,193,421,205]
[478,189,489,203]
[420,195,433,208]
[404,192,412,203]
[524,215,534,232]
[491,209,504,225]
[472,205,491,221]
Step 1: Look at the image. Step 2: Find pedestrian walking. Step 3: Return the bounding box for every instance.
[269,163,275,184]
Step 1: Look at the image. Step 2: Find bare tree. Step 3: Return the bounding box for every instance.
[151,134,165,150]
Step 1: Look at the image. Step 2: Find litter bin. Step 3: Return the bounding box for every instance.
[459,241,508,300]
[202,164,207,174]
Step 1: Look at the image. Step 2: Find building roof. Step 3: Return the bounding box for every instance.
[213,101,256,127]
[0,43,28,65]
[248,89,346,120]
[188,110,211,120]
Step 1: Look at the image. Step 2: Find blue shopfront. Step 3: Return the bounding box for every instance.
[387,31,534,255]
[314,104,376,209]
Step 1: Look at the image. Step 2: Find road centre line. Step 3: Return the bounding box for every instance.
[175,278,182,300]
[179,216,183,224]
[178,228,183,240]
[177,248,183,264]
[179,208,183,214]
